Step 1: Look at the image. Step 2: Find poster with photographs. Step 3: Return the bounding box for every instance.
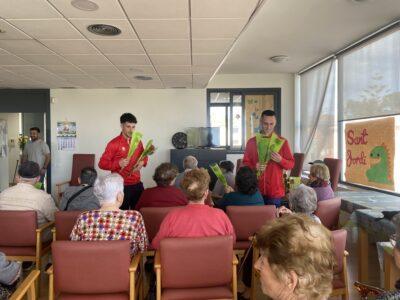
[57,121,76,151]
[0,120,7,158]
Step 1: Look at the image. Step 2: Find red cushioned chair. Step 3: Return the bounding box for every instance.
[0,210,54,297]
[290,153,305,177]
[323,158,342,191]
[315,197,342,230]
[226,205,276,254]
[47,240,143,300]
[52,210,82,241]
[9,270,40,300]
[330,229,349,300]
[236,158,243,174]
[55,154,95,204]
[154,236,237,300]
[140,207,183,256]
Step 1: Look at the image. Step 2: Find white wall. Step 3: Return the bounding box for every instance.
[0,113,20,191]
[50,89,206,194]
[208,73,295,145]
[49,73,295,196]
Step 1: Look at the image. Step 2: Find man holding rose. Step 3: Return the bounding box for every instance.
[242,110,294,207]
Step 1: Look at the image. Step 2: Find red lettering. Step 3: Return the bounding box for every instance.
[346,150,367,167]
[346,128,368,145]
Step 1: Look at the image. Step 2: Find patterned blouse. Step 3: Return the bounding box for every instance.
[70,210,148,255]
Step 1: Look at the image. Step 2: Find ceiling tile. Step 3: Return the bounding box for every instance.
[192,65,217,74]
[106,54,150,65]
[0,54,30,65]
[8,19,83,39]
[117,65,156,75]
[120,0,188,19]
[141,39,190,54]
[155,65,191,75]
[149,54,191,65]
[191,0,259,18]
[131,19,189,39]
[3,65,65,81]
[69,19,138,40]
[192,54,224,66]
[0,40,52,54]
[192,39,234,54]
[193,74,211,85]
[41,39,99,54]
[49,0,125,19]
[160,74,192,87]
[134,78,164,89]
[18,54,70,65]
[79,65,121,75]
[0,20,32,39]
[0,0,61,19]
[191,18,247,39]
[91,39,144,54]
[62,54,112,65]
[42,64,84,75]
[62,75,99,87]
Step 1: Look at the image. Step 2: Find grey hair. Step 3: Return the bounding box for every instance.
[289,184,318,214]
[93,173,124,205]
[183,155,198,170]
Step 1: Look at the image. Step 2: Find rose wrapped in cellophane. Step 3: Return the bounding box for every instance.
[210,163,228,188]
[130,139,156,174]
[127,131,143,159]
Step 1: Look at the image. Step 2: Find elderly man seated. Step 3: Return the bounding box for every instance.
[277,184,321,223]
[70,173,148,255]
[0,161,58,241]
[151,168,235,249]
[59,167,100,211]
[135,163,187,210]
[174,155,198,189]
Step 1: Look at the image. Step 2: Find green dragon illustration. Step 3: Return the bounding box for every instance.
[366,144,392,184]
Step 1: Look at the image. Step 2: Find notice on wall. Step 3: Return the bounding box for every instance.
[344,117,395,191]
[57,121,76,151]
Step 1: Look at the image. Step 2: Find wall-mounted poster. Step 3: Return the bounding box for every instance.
[245,95,274,140]
[344,117,395,191]
[57,121,76,151]
[0,120,7,158]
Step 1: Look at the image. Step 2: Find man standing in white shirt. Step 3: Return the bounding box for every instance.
[22,127,51,189]
[0,161,58,241]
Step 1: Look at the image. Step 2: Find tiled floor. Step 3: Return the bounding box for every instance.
[36,229,383,300]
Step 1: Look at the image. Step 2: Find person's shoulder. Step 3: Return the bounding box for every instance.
[108,135,123,145]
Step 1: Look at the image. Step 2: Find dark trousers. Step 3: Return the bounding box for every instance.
[121,182,144,210]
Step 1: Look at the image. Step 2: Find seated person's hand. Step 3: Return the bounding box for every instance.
[276,206,292,218]
[224,186,234,193]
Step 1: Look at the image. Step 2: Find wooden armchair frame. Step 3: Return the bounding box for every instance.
[154,251,238,300]
[9,270,40,300]
[47,253,143,300]
[330,250,349,300]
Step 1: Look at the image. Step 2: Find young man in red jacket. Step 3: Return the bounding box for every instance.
[242,110,294,207]
[99,113,148,210]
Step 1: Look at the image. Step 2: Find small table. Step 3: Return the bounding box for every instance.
[377,242,400,290]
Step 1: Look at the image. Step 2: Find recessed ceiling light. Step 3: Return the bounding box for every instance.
[60,86,77,89]
[87,24,121,36]
[71,0,99,11]
[134,75,153,81]
[269,55,289,63]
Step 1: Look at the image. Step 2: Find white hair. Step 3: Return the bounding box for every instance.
[93,173,124,205]
[289,184,318,214]
[183,155,198,170]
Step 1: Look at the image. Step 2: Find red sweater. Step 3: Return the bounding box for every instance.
[99,134,148,186]
[135,186,188,210]
[151,204,236,249]
[243,134,294,198]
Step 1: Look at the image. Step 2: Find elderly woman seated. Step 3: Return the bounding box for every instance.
[277,184,321,223]
[307,162,334,201]
[254,214,336,300]
[70,173,148,255]
[215,166,264,210]
[135,163,188,210]
[151,168,235,249]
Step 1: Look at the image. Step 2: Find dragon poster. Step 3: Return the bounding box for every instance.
[344,117,395,191]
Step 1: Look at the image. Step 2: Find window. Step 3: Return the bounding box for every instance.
[296,27,400,194]
[207,89,281,149]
